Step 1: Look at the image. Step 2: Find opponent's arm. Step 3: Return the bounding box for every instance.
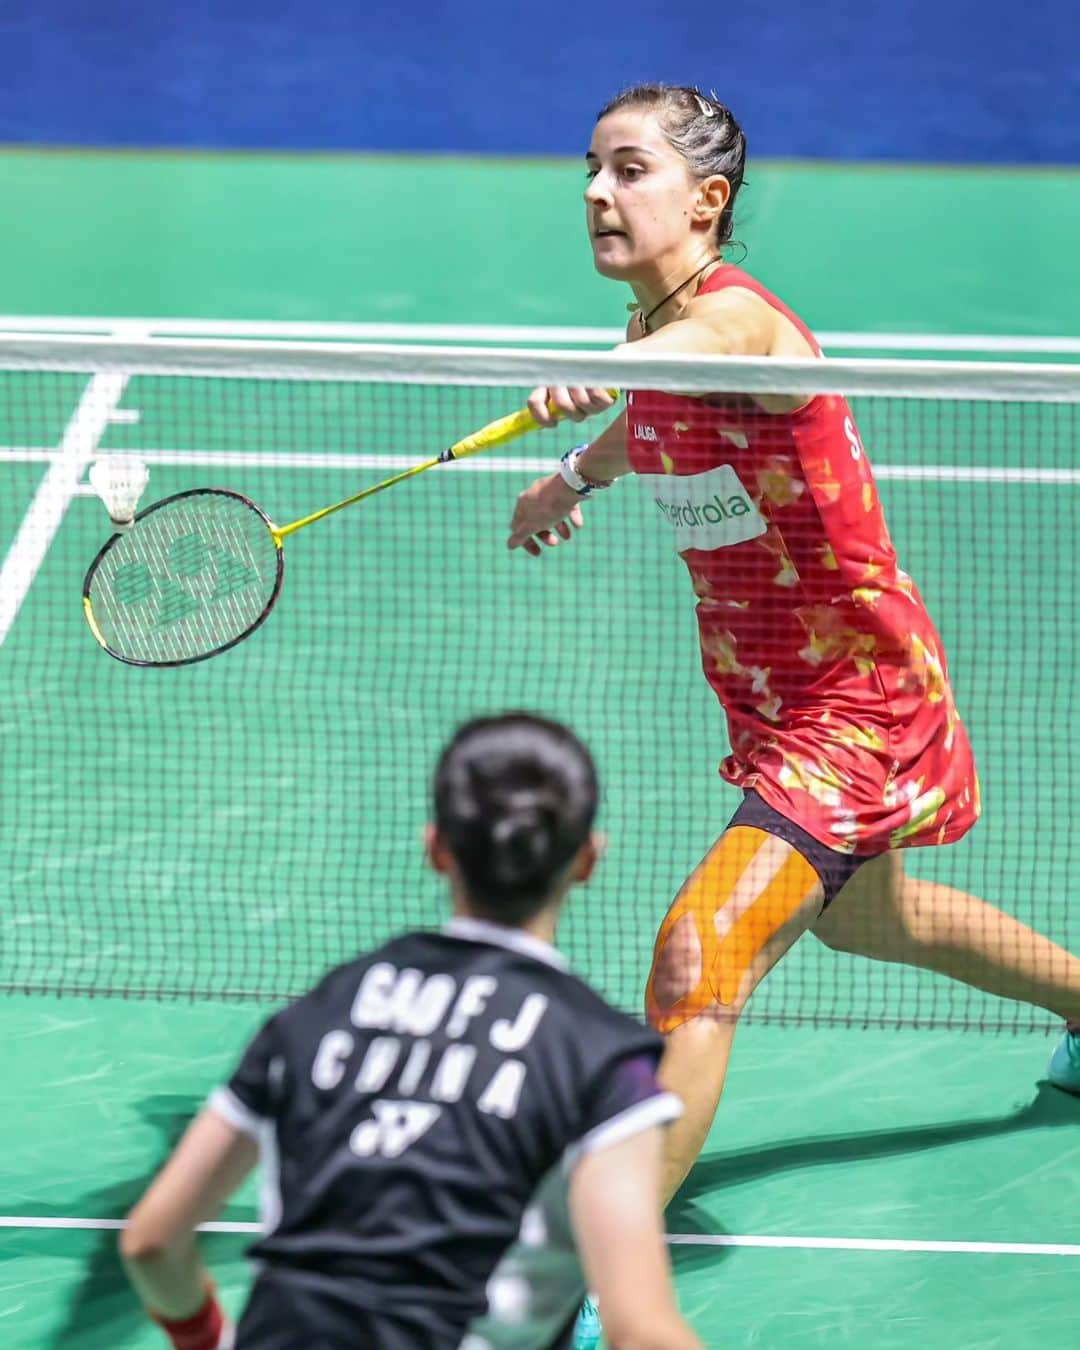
[569,1125,702,1350]
[121,1108,257,1347]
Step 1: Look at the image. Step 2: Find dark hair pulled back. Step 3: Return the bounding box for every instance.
[597,84,747,249]
[433,713,598,923]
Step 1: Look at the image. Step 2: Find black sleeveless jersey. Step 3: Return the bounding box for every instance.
[210,917,680,1349]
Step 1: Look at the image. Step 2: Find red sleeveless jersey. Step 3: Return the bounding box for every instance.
[626,266,979,854]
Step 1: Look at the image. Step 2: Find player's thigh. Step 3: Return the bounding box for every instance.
[811,849,914,956]
[646,823,825,1032]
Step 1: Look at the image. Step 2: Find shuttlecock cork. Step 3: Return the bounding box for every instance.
[89,456,149,532]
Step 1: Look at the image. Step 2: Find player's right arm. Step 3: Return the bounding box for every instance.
[569,1124,702,1350]
[508,311,639,556]
[511,291,810,559]
[506,409,630,555]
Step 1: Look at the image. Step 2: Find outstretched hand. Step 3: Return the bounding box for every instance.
[507,474,585,557]
[509,385,617,555]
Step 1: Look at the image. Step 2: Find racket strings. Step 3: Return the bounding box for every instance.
[86,491,281,665]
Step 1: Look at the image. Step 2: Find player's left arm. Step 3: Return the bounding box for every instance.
[614,287,814,413]
[614,287,779,357]
[121,1108,257,1342]
[524,288,779,433]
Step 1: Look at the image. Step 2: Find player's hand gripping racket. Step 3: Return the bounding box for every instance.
[83,394,617,667]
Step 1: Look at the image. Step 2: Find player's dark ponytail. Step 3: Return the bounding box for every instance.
[433,713,598,922]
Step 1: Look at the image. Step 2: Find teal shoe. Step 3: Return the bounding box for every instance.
[1047,1024,1080,1094]
[572,1296,602,1350]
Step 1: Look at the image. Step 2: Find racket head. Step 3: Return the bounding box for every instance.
[82,488,284,667]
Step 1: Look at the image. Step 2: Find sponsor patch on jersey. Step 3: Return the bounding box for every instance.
[638,465,767,551]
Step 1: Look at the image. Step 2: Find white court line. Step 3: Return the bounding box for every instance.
[0,374,129,646]
[2,446,1079,486]
[0,1217,256,1234]
[666,1233,1080,1257]
[1,1216,1077,1256]
[0,316,1078,354]
[870,465,1080,484]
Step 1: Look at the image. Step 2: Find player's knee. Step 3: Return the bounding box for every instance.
[646,913,702,1017]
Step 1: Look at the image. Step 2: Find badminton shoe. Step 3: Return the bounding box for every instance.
[572,1295,602,1349]
[1047,1023,1080,1094]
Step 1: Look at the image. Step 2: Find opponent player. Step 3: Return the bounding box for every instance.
[121,714,701,1350]
[506,81,1080,1275]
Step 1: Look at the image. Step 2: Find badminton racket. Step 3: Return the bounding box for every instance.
[83,394,616,666]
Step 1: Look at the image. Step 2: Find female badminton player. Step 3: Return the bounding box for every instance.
[121,714,701,1350]
[506,81,1080,1285]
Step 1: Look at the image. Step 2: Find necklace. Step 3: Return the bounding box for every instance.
[632,258,722,334]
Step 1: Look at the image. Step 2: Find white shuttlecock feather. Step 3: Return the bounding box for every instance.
[89,456,150,531]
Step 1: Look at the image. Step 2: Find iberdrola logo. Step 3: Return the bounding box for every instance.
[654,493,754,527]
[637,465,767,552]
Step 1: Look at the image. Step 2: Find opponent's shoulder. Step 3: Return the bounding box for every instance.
[530,975,674,1146]
[534,965,665,1063]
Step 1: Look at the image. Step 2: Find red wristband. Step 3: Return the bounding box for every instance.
[149,1290,226,1350]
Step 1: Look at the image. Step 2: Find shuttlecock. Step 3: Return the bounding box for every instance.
[89,456,149,531]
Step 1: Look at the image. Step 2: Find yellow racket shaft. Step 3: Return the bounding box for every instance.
[271,390,619,544]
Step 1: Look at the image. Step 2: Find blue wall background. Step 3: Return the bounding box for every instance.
[1,0,1076,163]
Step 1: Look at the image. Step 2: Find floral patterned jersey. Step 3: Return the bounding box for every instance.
[625,265,980,854]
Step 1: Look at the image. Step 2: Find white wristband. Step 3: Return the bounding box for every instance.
[559,446,614,496]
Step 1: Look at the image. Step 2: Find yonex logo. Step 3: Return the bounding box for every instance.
[109,531,261,628]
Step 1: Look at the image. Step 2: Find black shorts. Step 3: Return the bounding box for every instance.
[234,1273,460,1350]
[729,789,882,909]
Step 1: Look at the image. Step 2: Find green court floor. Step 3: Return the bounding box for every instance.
[3,1001,1077,1348]
[0,148,1078,1349]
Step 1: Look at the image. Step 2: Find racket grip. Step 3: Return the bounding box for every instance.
[440,388,620,462]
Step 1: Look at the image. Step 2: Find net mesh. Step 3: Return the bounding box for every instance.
[2,343,1078,1030]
